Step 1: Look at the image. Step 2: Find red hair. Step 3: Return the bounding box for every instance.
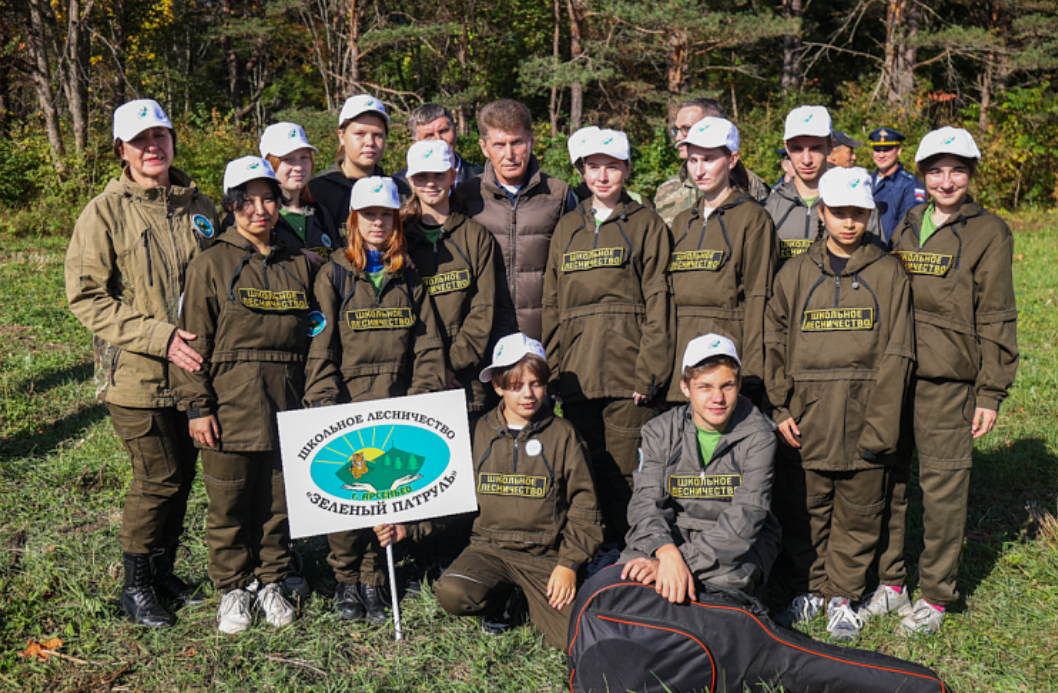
[345,208,406,273]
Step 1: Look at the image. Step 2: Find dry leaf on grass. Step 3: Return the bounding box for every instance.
[19,637,64,661]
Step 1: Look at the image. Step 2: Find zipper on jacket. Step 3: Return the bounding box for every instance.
[804,205,812,239]
[834,272,841,308]
[142,230,154,287]
[511,439,519,474]
[376,273,392,306]
[510,195,520,309]
[261,254,271,290]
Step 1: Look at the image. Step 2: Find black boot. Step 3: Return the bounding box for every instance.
[359,583,389,624]
[121,553,175,628]
[334,582,365,621]
[151,545,205,607]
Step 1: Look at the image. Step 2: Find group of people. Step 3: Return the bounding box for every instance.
[64,91,1017,653]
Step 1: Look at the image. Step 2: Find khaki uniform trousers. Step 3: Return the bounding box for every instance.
[434,541,573,650]
[563,398,654,545]
[775,454,889,601]
[108,404,198,555]
[201,449,291,591]
[328,530,386,587]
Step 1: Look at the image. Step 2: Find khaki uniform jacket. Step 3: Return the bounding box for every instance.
[171,229,314,451]
[406,212,499,412]
[542,199,673,402]
[764,240,915,470]
[623,398,781,587]
[303,252,445,405]
[470,404,603,571]
[65,168,219,408]
[458,156,573,341]
[889,199,1019,411]
[764,179,882,264]
[220,200,342,260]
[667,191,777,401]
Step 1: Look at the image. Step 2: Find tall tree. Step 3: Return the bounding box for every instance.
[25,0,66,167]
[781,0,803,91]
[883,0,919,104]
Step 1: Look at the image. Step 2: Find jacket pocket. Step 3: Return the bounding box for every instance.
[108,407,175,480]
[92,335,121,400]
[795,381,844,466]
[844,380,872,462]
[915,317,980,382]
[213,363,263,447]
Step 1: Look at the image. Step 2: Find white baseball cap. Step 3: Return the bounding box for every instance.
[568,126,600,165]
[784,105,832,141]
[259,122,318,159]
[677,117,740,154]
[818,166,876,210]
[113,99,172,142]
[579,129,631,163]
[682,333,741,371]
[222,156,277,193]
[338,94,390,127]
[349,176,400,211]
[915,126,981,162]
[479,333,547,383]
[406,140,455,177]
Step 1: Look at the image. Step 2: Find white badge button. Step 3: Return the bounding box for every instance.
[525,439,542,457]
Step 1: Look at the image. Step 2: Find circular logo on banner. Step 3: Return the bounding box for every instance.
[321,233,332,248]
[309,425,450,501]
[307,310,327,337]
[525,439,543,457]
[192,214,215,239]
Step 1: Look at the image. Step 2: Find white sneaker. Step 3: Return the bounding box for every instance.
[256,582,296,628]
[826,598,864,642]
[857,584,911,619]
[898,599,945,636]
[217,589,254,634]
[775,592,825,628]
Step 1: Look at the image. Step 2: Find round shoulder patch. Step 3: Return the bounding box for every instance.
[192,214,215,239]
[321,233,332,248]
[307,310,327,337]
[525,439,543,457]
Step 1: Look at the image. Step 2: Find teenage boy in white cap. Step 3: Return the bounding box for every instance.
[620,334,781,602]
[765,106,881,264]
[432,333,603,650]
[65,98,218,627]
[172,156,315,633]
[543,127,673,550]
[666,116,777,407]
[309,95,411,231]
[765,166,914,641]
[876,127,1018,637]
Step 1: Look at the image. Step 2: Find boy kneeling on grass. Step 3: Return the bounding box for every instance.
[620,334,781,602]
[386,333,603,649]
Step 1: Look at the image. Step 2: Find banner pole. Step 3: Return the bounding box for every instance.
[386,543,403,642]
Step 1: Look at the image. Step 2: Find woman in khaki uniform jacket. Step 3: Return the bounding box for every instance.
[666,117,777,404]
[304,176,445,624]
[65,99,218,628]
[542,128,672,548]
[765,167,914,642]
[172,157,313,634]
[872,128,1018,637]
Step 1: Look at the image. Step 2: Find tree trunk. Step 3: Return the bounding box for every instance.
[27,0,66,168]
[884,0,918,104]
[111,0,127,107]
[550,0,560,137]
[64,0,92,152]
[666,28,690,122]
[780,0,802,92]
[979,3,1003,131]
[346,0,362,94]
[567,0,584,130]
[222,0,241,116]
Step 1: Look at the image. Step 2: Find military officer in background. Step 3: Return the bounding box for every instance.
[868,127,926,242]
[828,130,863,169]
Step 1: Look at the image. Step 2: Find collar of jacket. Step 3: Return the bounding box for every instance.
[579,195,645,223]
[314,161,386,186]
[771,178,817,207]
[873,161,906,182]
[111,166,199,205]
[807,236,887,276]
[679,396,775,455]
[485,400,555,440]
[695,187,751,215]
[902,195,985,235]
[215,227,290,255]
[333,246,406,281]
[405,211,469,247]
[481,155,543,198]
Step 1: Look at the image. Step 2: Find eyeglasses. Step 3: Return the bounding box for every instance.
[669,125,693,140]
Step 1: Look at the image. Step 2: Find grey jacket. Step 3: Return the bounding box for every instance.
[764,179,882,264]
[622,398,782,593]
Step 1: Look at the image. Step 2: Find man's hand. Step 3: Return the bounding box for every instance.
[168,329,204,373]
[373,524,407,547]
[972,407,998,439]
[302,249,325,269]
[445,369,462,390]
[547,565,578,609]
[633,392,650,406]
[189,415,220,449]
[654,544,696,604]
[621,557,659,585]
[777,418,801,449]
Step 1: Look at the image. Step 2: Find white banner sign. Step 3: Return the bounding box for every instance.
[278,390,478,539]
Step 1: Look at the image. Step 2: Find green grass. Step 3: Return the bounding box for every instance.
[2,216,1057,692]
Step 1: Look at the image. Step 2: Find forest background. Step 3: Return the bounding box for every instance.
[3,0,1058,235]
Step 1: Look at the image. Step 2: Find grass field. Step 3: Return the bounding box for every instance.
[2,214,1057,692]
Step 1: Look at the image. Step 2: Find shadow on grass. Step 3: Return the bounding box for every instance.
[0,400,107,461]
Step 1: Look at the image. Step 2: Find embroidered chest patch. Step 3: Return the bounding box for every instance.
[561,247,626,272]
[668,250,724,272]
[801,308,876,332]
[423,269,472,295]
[780,239,812,259]
[345,307,414,330]
[668,474,741,499]
[478,472,548,498]
[238,288,309,311]
[894,251,953,276]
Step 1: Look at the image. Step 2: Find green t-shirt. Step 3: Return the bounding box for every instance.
[368,268,386,292]
[280,209,307,242]
[696,425,722,467]
[801,195,818,207]
[920,203,939,245]
[420,221,444,245]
